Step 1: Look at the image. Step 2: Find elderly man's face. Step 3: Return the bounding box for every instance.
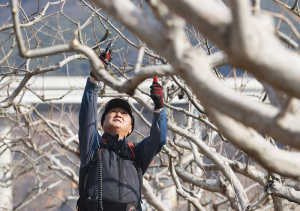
[102,107,132,139]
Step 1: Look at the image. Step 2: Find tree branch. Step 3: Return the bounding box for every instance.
[265,179,300,204]
[142,179,170,211]
[169,156,206,211]
[208,107,300,178]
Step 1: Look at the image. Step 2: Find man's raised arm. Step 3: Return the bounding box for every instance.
[78,77,101,167]
[136,78,168,174]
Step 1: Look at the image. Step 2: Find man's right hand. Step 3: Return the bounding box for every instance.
[89,76,96,83]
[99,48,113,68]
[90,47,113,80]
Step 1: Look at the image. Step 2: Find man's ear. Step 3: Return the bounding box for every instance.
[128,126,132,136]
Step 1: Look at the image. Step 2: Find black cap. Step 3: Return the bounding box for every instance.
[101,98,135,135]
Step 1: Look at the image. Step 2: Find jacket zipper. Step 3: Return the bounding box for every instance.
[118,151,121,201]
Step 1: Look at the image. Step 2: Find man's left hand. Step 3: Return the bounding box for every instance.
[150,82,164,110]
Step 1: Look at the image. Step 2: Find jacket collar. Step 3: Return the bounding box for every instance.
[102,133,127,149]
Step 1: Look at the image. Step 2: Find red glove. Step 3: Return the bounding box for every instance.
[150,80,164,110]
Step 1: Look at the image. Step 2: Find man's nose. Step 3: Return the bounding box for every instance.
[115,111,122,117]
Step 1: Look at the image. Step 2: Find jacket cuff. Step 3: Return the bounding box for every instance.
[85,77,102,93]
[153,107,166,121]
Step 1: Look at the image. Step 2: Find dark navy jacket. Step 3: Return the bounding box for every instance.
[78,78,167,208]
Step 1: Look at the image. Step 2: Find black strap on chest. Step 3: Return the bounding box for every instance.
[102,142,135,161]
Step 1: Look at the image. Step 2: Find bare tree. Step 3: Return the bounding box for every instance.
[1,0,300,210]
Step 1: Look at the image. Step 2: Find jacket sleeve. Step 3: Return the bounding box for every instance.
[136,107,168,174]
[78,78,102,168]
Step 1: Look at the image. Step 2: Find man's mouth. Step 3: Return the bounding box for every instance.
[113,118,122,123]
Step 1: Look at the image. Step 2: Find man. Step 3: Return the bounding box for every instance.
[77,51,167,211]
